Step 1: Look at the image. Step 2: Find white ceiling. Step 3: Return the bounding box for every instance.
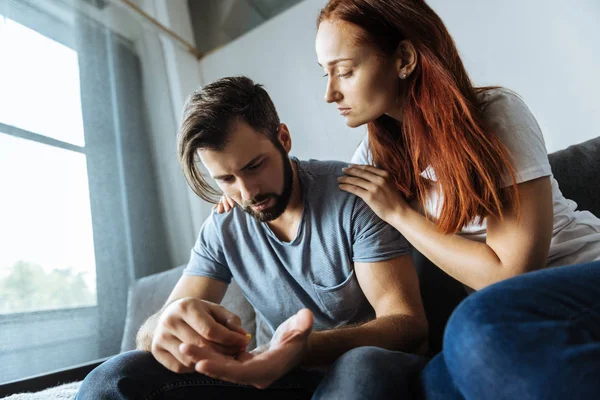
[188,0,304,54]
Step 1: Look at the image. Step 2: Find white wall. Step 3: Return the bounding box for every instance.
[199,0,364,163]
[150,0,212,237]
[135,0,208,263]
[428,0,600,152]
[199,0,600,159]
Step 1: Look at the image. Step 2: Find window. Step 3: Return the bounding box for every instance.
[0,15,97,315]
[0,0,171,383]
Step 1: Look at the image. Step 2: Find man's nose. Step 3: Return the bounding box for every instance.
[239,180,259,203]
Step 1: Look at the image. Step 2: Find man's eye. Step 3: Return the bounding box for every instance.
[248,162,263,170]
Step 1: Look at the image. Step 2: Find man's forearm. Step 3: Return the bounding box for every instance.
[302,314,428,367]
[135,312,161,351]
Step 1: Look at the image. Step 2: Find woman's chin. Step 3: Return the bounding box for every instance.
[345,117,368,129]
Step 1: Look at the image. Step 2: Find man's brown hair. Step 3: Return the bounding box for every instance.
[177,76,281,202]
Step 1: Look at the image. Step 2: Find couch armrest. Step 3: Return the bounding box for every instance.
[120,266,187,352]
[0,357,110,398]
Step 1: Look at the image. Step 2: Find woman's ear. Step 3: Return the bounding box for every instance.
[395,40,418,79]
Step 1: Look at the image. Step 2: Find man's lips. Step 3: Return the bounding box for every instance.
[252,198,273,211]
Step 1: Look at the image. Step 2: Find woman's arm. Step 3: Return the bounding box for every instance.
[339,166,554,290]
[391,177,553,290]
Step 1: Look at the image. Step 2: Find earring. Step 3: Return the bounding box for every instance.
[401,73,407,79]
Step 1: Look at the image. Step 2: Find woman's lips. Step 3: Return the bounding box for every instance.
[338,108,351,116]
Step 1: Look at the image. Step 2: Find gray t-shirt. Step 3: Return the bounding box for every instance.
[184,158,411,332]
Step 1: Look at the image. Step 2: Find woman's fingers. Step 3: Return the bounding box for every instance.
[215,196,235,213]
[338,183,368,198]
[347,164,389,177]
[337,175,377,192]
[225,196,236,210]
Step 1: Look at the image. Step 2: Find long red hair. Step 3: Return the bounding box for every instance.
[318,0,519,234]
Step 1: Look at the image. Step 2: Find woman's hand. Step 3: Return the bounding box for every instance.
[213,195,236,214]
[338,164,409,222]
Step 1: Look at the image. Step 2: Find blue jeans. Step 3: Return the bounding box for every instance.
[76,346,426,399]
[419,261,600,400]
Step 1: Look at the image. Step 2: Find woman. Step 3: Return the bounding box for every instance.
[313,0,600,398]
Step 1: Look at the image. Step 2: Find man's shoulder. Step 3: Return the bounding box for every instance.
[297,158,347,179]
[297,158,359,211]
[200,207,250,239]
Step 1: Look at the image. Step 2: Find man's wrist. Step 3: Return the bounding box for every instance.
[300,331,320,367]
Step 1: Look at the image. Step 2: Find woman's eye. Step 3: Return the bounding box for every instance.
[338,72,352,78]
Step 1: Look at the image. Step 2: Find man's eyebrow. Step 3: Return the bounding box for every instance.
[240,155,265,171]
[318,57,353,67]
[212,155,265,180]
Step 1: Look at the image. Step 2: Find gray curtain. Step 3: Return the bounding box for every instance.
[76,15,172,357]
[0,1,172,382]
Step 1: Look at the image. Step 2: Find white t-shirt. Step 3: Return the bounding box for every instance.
[351,88,600,267]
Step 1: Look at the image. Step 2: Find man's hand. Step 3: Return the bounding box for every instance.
[151,297,250,373]
[181,309,313,388]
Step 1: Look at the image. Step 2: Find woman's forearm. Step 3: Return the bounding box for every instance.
[389,207,510,290]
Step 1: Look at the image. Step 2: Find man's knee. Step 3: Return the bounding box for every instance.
[313,347,427,400]
[329,346,426,382]
[77,351,158,399]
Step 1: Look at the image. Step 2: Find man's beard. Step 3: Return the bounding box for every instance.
[241,147,294,222]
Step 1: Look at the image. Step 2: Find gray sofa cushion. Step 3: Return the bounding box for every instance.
[120,266,257,352]
[548,136,600,217]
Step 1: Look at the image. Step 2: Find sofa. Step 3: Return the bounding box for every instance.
[1,136,598,399]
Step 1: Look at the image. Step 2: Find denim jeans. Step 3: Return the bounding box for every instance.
[419,261,600,400]
[76,346,427,399]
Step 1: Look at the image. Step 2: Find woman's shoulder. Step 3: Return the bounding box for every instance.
[476,87,528,116]
[475,87,541,137]
[476,87,551,185]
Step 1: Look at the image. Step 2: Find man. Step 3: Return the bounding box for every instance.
[77,76,428,399]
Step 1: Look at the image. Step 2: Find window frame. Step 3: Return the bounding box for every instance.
[0,2,107,383]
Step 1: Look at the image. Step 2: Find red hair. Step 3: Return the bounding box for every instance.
[318,0,519,233]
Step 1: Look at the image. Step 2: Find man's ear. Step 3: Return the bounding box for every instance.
[277,123,292,154]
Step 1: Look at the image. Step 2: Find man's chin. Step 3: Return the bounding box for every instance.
[243,205,284,222]
[254,208,284,222]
